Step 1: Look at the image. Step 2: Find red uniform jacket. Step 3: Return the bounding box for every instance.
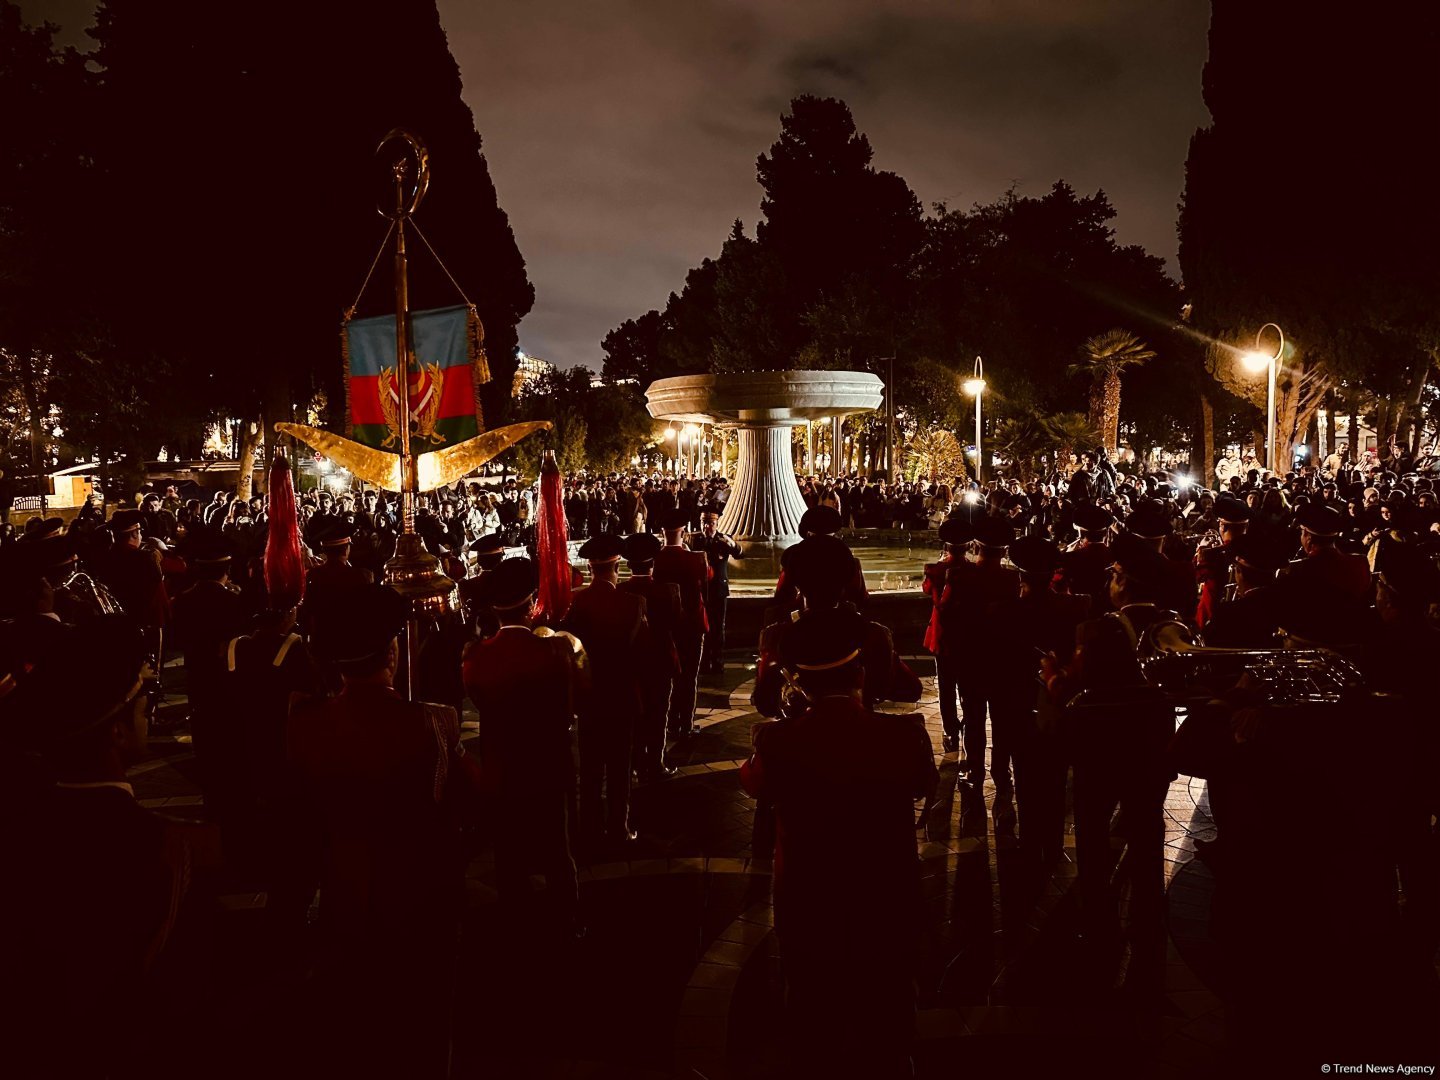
[773,555,868,612]
[561,580,648,714]
[922,558,951,653]
[654,544,711,635]
[931,558,1020,660]
[618,575,682,675]
[462,625,580,795]
[1193,543,1236,630]
[286,683,471,946]
[742,695,936,922]
[754,610,921,715]
[1282,545,1372,606]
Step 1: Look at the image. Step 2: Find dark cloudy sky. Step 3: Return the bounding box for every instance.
[31,0,1212,370]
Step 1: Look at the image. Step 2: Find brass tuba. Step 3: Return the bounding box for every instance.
[1140,619,1364,705]
[55,568,125,619]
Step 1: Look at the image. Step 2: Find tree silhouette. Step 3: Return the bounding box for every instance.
[87,0,532,477]
[1179,2,1440,465]
[0,3,105,486]
[602,97,924,383]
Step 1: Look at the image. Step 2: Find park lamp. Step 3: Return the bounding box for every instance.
[963,355,986,485]
[1242,323,1284,474]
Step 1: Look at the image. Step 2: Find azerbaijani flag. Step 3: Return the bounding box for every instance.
[344,304,489,451]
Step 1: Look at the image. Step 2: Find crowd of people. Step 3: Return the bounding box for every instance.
[3,440,1439,1074]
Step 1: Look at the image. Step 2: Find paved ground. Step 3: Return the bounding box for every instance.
[125,651,1435,1078]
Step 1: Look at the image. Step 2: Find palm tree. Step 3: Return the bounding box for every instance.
[1041,412,1101,474]
[1070,328,1156,454]
[992,417,1049,480]
[906,429,969,484]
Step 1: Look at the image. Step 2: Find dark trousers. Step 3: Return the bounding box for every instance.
[777,899,918,1078]
[495,793,578,929]
[941,659,992,781]
[1072,757,1168,927]
[579,711,633,839]
[984,690,1021,791]
[316,930,456,1079]
[668,631,704,735]
[187,681,230,817]
[702,593,728,671]
[960,689,989,780]
[635,672,673,773]
[936,653,962,740]
[1012,703,1068,861]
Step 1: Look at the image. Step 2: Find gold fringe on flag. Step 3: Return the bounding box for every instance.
[467,303,489,431]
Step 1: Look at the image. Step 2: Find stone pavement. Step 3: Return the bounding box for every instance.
[123,650,1276,1079]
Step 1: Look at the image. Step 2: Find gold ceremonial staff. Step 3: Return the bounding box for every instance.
[277,129,549,697]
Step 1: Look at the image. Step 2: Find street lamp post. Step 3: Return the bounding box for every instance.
[962,355,986,486]
[1241,323,1284,474]
[881,355,896,483]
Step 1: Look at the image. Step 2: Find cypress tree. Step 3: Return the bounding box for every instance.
[90,0,532,468]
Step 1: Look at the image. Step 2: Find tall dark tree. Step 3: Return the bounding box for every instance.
[755,96,924,310]
[0,3,106,487]
[754,96,924,365]
[603,97,923,383]
[919,183,1180,420]
[1179,2,1440,464]
[89,0,532,478]
[600,309,663,385]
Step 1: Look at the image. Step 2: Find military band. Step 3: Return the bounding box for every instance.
[5,465,1440,1075]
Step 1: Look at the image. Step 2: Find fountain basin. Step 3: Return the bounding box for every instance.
[646,370,883,568]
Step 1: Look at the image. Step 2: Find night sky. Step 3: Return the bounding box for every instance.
[31,0,1211,370]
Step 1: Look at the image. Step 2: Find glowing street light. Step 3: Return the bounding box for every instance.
[962,356,986,485]
[1240,350,1270,374]
[1241,323,1284,473]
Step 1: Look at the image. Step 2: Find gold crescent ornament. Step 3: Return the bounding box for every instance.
[276,420,552,492]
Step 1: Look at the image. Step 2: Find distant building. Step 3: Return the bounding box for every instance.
[512,350,555,397]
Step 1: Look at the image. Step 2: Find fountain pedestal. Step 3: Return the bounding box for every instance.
[646,370,883,575]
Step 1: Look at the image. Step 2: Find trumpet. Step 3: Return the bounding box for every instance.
[1140,620,1364,705]
[1190,527,1222,554]
[777,664,812,720]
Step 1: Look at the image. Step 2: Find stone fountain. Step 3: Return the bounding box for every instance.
[645,370,883,573]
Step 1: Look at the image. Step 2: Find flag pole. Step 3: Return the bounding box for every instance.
[392,154,416,529]
[377,130,457,701]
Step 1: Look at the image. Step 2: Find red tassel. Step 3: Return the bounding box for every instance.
[264,451,305,611]
[533,449,571,623]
